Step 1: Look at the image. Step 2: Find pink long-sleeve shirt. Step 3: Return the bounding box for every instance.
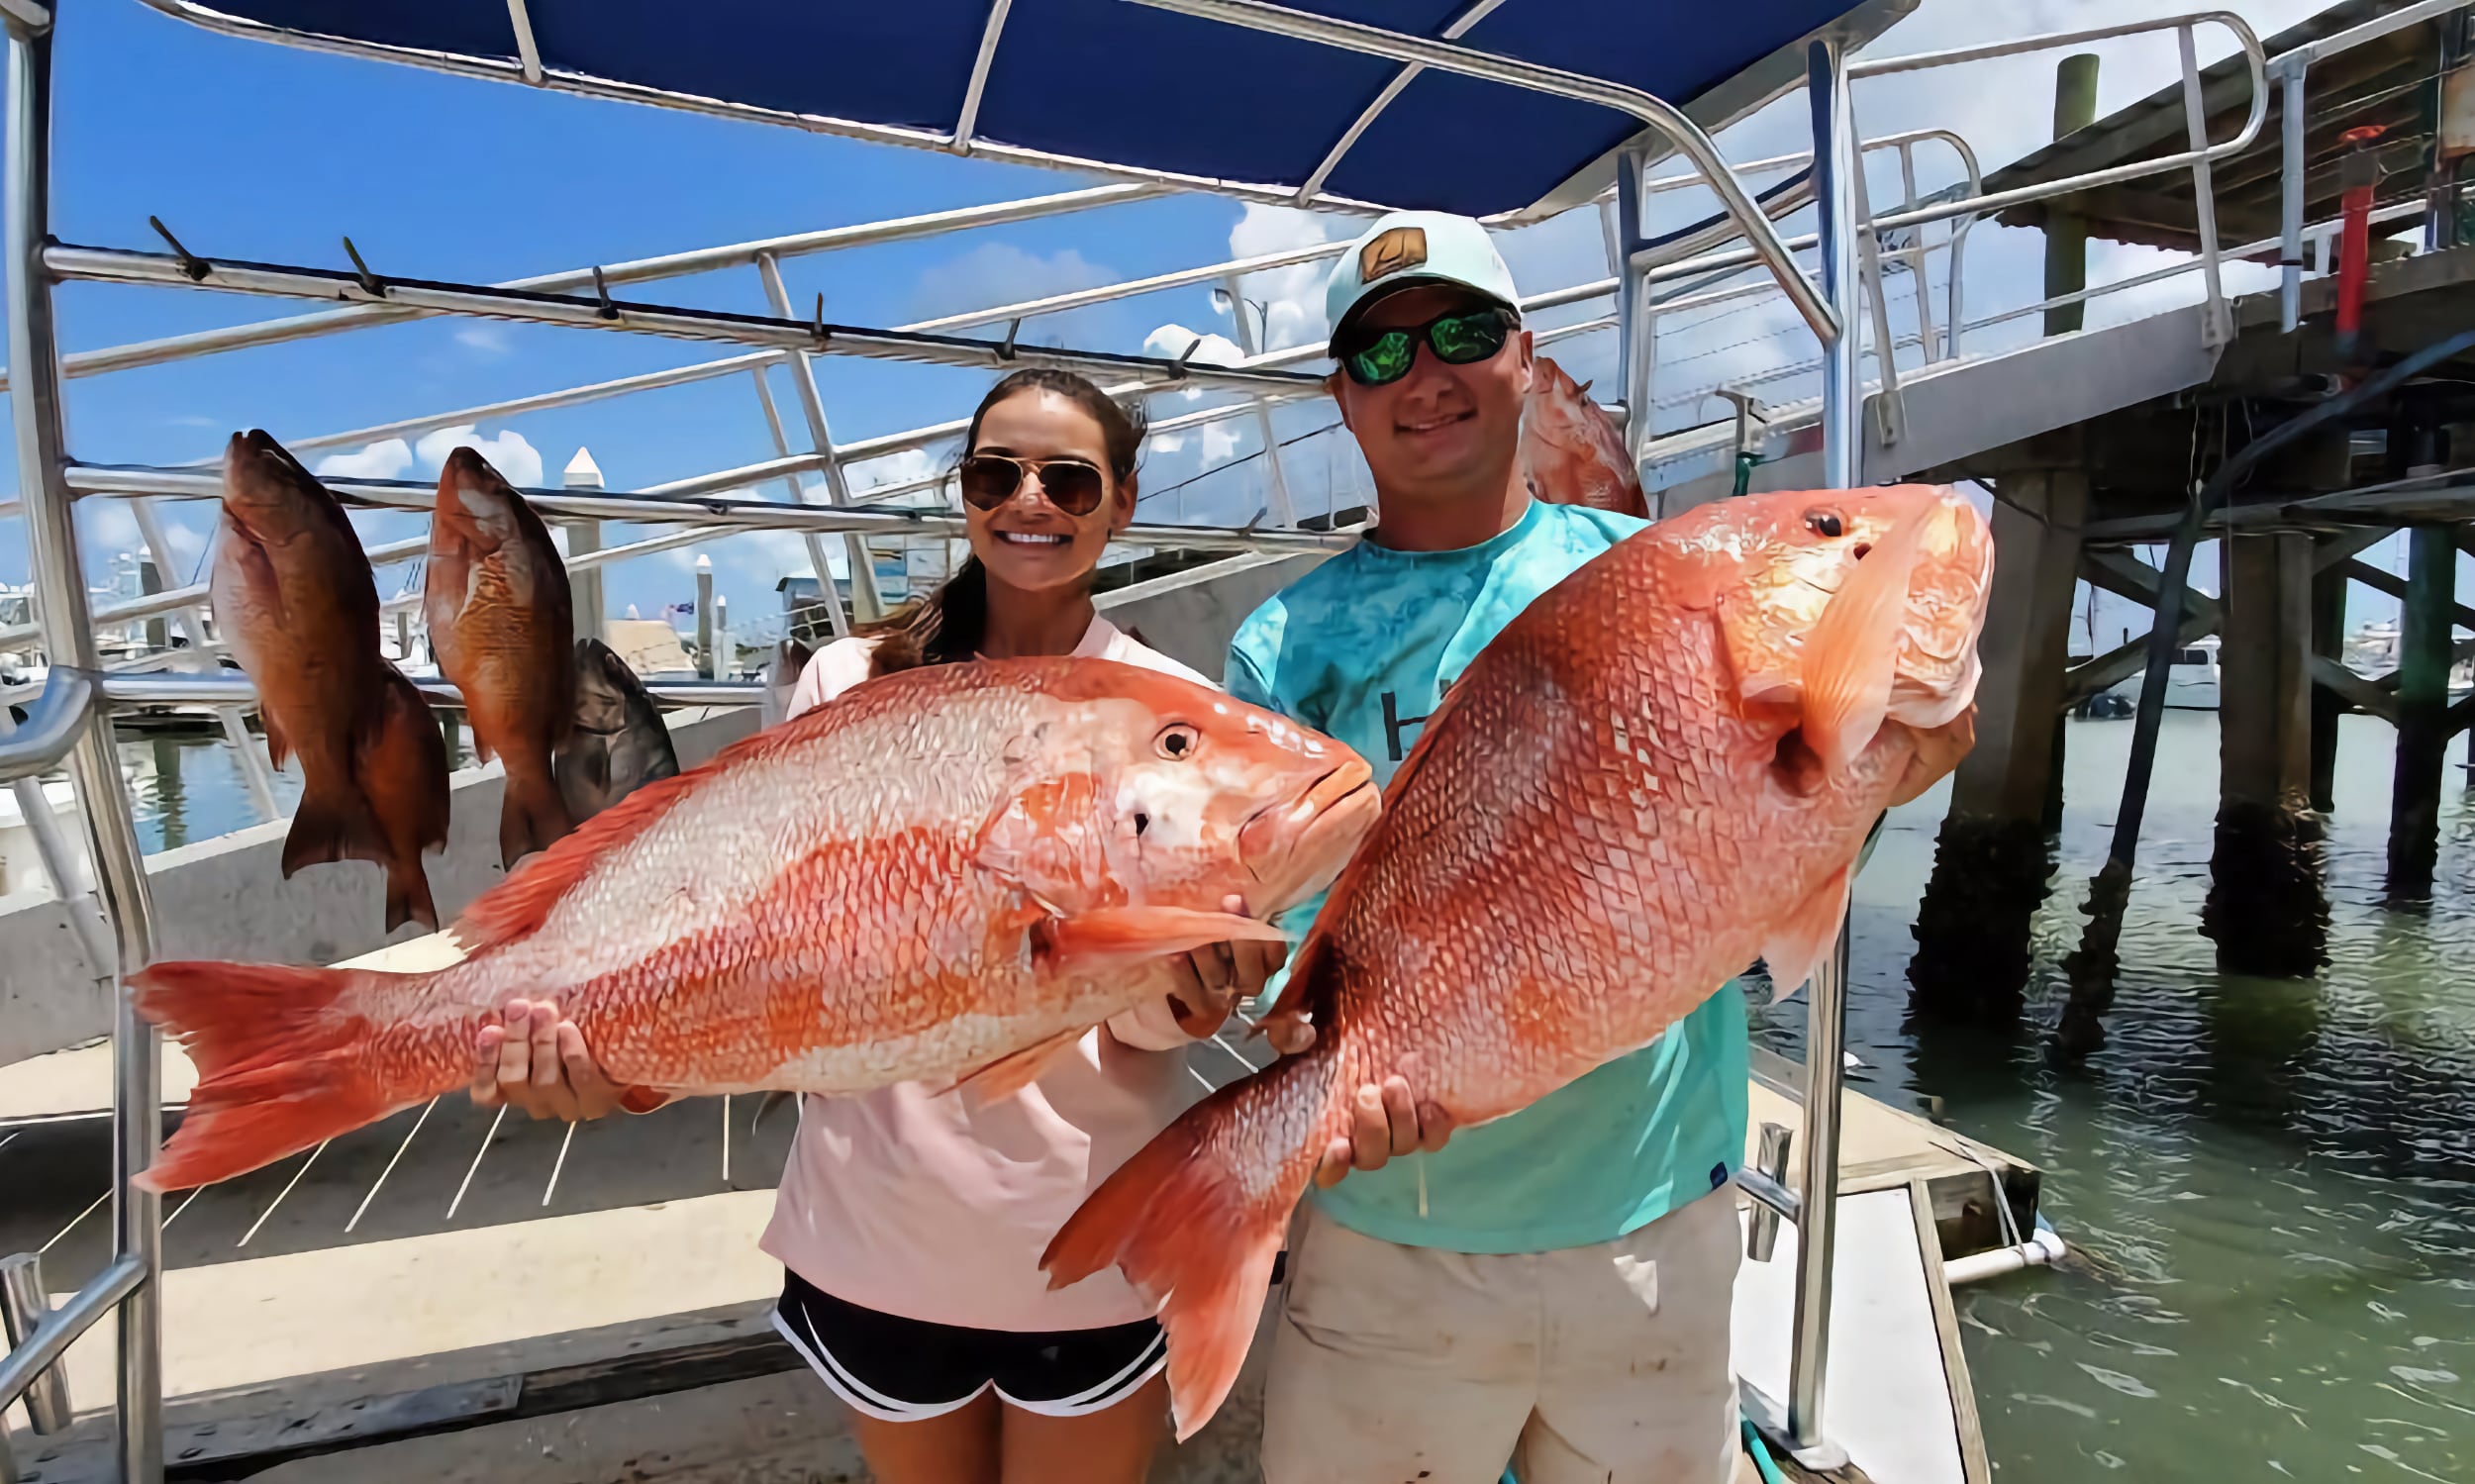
[756,616,1220,1332]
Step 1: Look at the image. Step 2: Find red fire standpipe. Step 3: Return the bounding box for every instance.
[2334,125,2387,362]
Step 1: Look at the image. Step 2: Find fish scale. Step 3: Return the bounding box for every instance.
[130,657,1379,1193]
[1041,484,1996,1440]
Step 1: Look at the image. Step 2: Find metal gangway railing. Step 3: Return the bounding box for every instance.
[9,0,2457,1477]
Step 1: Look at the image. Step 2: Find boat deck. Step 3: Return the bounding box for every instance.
[3,933,2035,1483]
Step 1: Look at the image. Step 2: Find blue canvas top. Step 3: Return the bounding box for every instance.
[147,0,1899,219]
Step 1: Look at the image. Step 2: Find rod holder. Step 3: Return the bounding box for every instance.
[0,1252,72,1434]
[1746,1122,1793,1261]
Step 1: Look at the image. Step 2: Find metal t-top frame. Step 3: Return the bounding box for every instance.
[0,0,2295,1477]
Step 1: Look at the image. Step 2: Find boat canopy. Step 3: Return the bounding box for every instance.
[142,0,1906,219]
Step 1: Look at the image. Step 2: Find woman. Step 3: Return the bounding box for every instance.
[471,368,1284,1483]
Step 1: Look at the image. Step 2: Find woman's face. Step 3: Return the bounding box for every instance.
[964,390,1137,595]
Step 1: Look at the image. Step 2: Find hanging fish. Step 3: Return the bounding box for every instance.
[1042,484,1995,1438]
[760,637,813,729]
[210,431,446,931]
[129,657,1380,1192]
[1520,355,1648,518]
[555,638,680,825]
[425,447,576,868]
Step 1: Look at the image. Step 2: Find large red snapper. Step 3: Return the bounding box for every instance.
[1520,355,1648,518]
[1043,484,1994,1437]
[130,658,1379,1192]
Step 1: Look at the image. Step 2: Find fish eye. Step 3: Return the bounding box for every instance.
[1154,723,1200,760]
[1804,509,1845,539]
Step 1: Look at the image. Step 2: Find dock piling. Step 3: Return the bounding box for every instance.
[2309,548,2347,814]
[2042,54,2101,339]
[2387,523,2457,899]
[1910,467,2085,1023]
[2205,532,2326,975]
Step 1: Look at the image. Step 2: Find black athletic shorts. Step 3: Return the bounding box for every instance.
[773,1268,1167,1422]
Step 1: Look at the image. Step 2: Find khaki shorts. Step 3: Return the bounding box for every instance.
[1259,1185,1741,1484]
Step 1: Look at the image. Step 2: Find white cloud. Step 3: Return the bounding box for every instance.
[454,324,514,358]
[414,424,544,488]
[910,243,1119,337]
[1226,203,1343,351]
[1143,324,1245,366]
[86,501,137,553]
[1201,422,1240,463]
[314,439,415,481]
[848,447,941,498]
[1143,324,1247,407]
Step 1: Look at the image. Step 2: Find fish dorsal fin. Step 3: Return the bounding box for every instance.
[450,715,820,952]
[1260,671,1474,1027]
[939,1027,1087,1107]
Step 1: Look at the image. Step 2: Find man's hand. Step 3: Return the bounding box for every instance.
[1260,1009,1458,1188]
[1164,895,1288,1038]
[470,999,632,1122]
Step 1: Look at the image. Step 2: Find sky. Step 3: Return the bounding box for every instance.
[0,0,2438,656]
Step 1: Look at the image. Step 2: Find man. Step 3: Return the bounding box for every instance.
[1230,211,1749,1484]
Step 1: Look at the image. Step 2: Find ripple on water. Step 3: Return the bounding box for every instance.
[1769,716,2475,1483]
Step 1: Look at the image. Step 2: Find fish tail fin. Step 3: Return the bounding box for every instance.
[279,775,386,879]
[1041,1052,1344,1439]
[498,764,575,869]
[368,673,448,934]
[382,867,440,935]
[130,959,437,1190]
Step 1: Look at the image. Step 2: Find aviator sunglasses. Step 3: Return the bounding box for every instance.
[1333,305,1517,387]
[955,453,1111,517]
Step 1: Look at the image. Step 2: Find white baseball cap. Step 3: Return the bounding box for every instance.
[1325,211,1522,338]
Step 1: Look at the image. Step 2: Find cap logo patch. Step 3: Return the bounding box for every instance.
[1360,227,1428,284]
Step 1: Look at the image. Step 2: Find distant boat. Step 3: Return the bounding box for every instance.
[2100,634,2220,712]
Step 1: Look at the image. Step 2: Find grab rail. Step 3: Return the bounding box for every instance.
[0,663,90,783]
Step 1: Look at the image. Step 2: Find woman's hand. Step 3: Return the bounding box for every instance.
[470,999,634,1122]
[1258,1010,1458,1188]
[1163,895,1289,1038]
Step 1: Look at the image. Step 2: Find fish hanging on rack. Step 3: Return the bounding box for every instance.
[127,657,1380,1192]
[555,638,679,824]
[760,637,812,729]
[1519,355,1648,518]
[424,447,577,868]
[210,432,448,932]
[1041,484,1995,1439]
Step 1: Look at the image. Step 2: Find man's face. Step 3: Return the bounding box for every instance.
[1330,283,1534,503]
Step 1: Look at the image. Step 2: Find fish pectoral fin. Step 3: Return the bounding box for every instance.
[1801,509,1931,774]
[259,712,293,770]
[940,1028,1087,1108]
[1760,864,1850,1004]
[1032,907,1285,976]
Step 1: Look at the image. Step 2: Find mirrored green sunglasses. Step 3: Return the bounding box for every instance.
[1334,306,1517,387]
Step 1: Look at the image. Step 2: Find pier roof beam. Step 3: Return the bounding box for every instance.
[2336,557,2475,633]
[2064,612,2218,702]
[2081,546,2227,628]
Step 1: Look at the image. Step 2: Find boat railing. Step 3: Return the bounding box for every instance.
[9,0,2451,1476]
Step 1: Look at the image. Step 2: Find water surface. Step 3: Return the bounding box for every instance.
[1754,713,2475,1482]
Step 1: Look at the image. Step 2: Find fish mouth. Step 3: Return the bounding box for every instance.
[1238,758,1380,905]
